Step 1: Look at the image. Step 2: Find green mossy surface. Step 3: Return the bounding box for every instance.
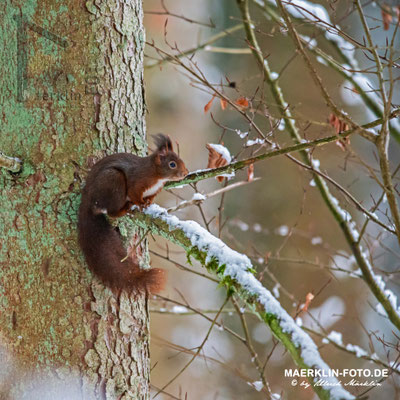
[1,0,150,398]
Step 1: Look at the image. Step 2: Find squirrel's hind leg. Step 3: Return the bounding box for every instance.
[91,168,128,217]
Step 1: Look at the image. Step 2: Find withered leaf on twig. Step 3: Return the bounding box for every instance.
[204,95,216,113]
[382,4,392,31]
[301,292,315,313]
[235,96,249,109]
[206,143,230,182]
[220,98,227,110]
[328,113,350,151]
[247,163,254,182]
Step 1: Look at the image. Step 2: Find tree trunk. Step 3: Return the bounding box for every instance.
[0,0,150,398]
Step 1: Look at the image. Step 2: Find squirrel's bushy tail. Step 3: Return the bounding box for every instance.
[78,207,165,293]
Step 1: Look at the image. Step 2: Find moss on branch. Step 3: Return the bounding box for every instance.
[132,206,354,400]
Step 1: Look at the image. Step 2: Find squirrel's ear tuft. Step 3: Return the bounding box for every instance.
[153,133,173,153]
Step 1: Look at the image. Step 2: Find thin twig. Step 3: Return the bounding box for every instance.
[146,24,243,69]
[165,112,397,190]
[236,0,400,332]
[167,178,259,212]
[153,296,230,398]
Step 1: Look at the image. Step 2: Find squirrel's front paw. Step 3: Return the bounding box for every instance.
[136,200,150,211]
[137,204,146,211]
[143,198,153,208]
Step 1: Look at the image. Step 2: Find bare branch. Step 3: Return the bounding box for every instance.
[236,0,400,332]
[145,24,243,69]
[167,178,260,212]
[0,151,22,173]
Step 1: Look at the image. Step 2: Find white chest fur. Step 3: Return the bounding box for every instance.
[143,178,168,198]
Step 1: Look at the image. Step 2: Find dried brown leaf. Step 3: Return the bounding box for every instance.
[235,97,249,109]
[301,292,315,312]
[220,98,227,110]
[382,4,392,31]
[247,163,254,182]
[204,95,215,113]
[329,113,349,151]
[328,113,349,135]
[206,143,229,182]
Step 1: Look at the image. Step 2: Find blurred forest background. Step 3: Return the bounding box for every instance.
[143,1,400,399]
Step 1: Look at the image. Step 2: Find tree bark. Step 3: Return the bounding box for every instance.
[0,0,150,398]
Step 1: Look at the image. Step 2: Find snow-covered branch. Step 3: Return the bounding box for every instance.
[133,204,354,400]
[306,328,400,376]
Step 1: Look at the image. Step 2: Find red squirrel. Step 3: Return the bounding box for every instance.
[78,134,188,293]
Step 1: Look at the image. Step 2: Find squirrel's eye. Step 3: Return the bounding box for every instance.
[169,161,177,169]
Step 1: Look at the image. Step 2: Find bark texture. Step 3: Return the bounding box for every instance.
[0,0,150,398]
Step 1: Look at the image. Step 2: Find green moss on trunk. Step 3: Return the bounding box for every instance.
[0,1,150,398]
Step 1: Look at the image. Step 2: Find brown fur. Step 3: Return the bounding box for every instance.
[78,135,188,293]
[153,133,173,152]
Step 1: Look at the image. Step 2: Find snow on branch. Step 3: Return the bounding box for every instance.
[239,0,400,333]
[164,112,397,191]
[258,0,400,141]
[306,328,400,375]
[270,0,356,61]
[133,204,354,400]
